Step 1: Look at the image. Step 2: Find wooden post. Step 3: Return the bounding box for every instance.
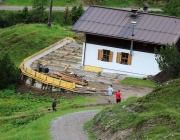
[46,84,49,91]
[22,75,27,83]
[43,84,47,91]
[31,79,35,86]
[41,83,44,90]
[50,86,53,92]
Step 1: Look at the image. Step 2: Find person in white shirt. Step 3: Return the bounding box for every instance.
[107,85,113,102]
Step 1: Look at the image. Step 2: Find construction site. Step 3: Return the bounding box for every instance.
[20,37,158,98]
[20,38,129,94]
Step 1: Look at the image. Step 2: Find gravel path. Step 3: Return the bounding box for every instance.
[50,110,100,140]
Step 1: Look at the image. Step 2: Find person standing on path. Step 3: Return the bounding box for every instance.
[107,85,113,102]
[116,90,122,103]
[52,99,57,112]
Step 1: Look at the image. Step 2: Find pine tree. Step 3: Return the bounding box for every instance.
[62,6,72,25]
[31,0,49,23]
[71,4,84,24]
[0,54,20,90]
[71,5,78,24]
[21,6,30,23]
[76,4,84,19]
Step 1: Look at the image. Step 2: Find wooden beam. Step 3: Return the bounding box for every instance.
[53,72,88,85]
[64,64,70,71]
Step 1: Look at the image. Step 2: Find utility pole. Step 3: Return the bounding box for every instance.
[48,0,53,27]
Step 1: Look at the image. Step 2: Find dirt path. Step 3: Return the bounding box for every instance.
[49,83,153,140]
[50,110,100,140]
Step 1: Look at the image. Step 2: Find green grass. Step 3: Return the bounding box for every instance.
[0,88,104,140]
[5,0,77,6]
[4,0,166,8]
[0,107,103,140]
[0,24,75,66]
[87,79,180,139]
[100,0,137,8]
[84,120,98,140]
[0,10,64,26]
[121,77,157,88]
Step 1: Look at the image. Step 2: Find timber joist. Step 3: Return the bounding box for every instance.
[50,47,81,61]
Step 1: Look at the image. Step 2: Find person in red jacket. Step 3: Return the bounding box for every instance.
[116,90,122,103]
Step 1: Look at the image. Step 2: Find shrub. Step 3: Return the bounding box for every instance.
[0,54,20,90]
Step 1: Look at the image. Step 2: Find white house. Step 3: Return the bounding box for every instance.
[71,6,180,77]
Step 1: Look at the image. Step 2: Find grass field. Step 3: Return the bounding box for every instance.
[4,0,165,7]
[0,24,75,66]
[0,88,103,140]
[121,77,157,88]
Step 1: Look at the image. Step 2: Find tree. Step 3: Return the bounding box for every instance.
[71,5,78,24]
[154,44,180,79]
[31,0,49,23]
[21,6,30,23]
[164,0,180,16]
[76,4,84,19]
[71,4,84,24]
[62,6,72,25]
[0,54,20,90]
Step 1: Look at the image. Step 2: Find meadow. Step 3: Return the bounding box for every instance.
[0,87,104,140]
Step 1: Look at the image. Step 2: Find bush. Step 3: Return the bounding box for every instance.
[0,54,20,90]
[164,0,180,16]
[155,44,180,79]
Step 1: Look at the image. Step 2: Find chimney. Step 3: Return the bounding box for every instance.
[131,6,139,17]
[143,3,150,13]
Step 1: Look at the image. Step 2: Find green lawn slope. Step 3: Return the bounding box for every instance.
[0,24,75,66]
[88,79,180,139]
[0,88,103,140]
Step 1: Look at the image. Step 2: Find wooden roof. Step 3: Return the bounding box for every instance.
[71,6,180,45]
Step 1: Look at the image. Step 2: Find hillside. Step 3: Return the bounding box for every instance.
[88,79,180,139]
[0,86,99,140]
[0,24,75,66]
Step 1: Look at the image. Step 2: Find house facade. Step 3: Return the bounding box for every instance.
[72,6,180,77]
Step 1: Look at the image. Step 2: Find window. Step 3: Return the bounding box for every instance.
[116,52,132,65]
[102,49,110,61]
[98,49,113,62]
[121,53,128,64]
